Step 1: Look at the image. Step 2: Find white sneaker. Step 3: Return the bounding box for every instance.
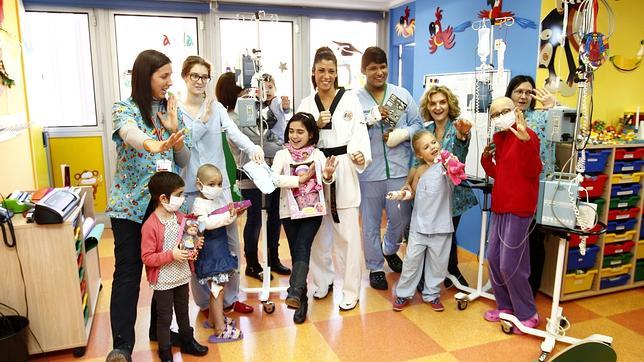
[313,283,333,299]
[339,299,358,311]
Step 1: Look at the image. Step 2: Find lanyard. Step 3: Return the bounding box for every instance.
[366,85,391,179]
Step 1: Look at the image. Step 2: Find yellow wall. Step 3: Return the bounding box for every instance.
[0,0,35,195]
[49,136,107,212]
[537,0,644,125]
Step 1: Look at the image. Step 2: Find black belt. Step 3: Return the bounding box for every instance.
[320,145,348,158]
[319,145,347,223]
[237,169,250,181]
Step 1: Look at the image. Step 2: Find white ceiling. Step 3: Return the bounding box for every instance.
[214,0,412,11]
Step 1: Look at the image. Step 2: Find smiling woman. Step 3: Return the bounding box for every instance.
[105,49,191,362]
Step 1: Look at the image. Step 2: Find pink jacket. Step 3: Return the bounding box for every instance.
[141,211,194,285]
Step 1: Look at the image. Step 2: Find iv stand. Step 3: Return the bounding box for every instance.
[450,17,514,308]
[237,10,287,314]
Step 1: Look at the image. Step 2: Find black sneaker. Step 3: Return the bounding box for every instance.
[369,271,388,290]
[245,265,273,281]
[269,259,292,275]
[384,253,403,273]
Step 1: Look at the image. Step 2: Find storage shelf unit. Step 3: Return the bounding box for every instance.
[0,187,101,355]
[542,144,644,301]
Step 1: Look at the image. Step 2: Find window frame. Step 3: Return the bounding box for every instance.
[22,7,104,136]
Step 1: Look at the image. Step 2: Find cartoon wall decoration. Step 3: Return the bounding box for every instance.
[609,40,644,72]
[428,7,455,54]
[478,0,537,28]
[395,5,416,38]
[74,169,103,200]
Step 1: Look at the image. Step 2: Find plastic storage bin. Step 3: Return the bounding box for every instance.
[603,230,636,244]
[606,218,637,233]
[579,174,608,198]
[638,240,644,259]
[600,274,630,289]
[636,260,644,282]
[609,195,640,209]
[613,160,644,173]
[601,264,632,278]
[592,198,605,218]
[602,252,633,268]
[567,245,600,271]
[607,207,640,221]
[611,183,642,197]
[580,149,611,173]
[569,224,602,248]
[614,148,644,160]
[604,241,636,255]
[611,172,644,184]
[563,270,597,294]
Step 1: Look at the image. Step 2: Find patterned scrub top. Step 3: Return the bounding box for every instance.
[152,213,192,291]
[106,97,191,224]
[525,109,555,179]
[414,119,478,217]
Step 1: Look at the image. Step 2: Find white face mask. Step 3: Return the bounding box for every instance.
[201,185,222,200]
[162,195,184,212]
[494,111,516,132]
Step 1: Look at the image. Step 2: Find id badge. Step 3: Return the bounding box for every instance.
[156,159,172,172]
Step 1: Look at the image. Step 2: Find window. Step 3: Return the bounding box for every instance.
[23,11,98,128]
[218,18,294,105]
[114,15,199,101]
[310,19,378,90]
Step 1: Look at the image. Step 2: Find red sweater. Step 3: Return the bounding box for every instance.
[481,127,542,217]
[141,211,194,285]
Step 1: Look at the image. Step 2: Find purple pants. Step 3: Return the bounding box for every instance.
[487,212,536,320]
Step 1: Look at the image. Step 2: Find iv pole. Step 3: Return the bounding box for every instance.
[450,16,514,309]
[498,2,613,360]
[237,10,287,314]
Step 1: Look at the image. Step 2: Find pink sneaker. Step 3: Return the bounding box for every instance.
[483,309,512,322]
[514,313,539,335]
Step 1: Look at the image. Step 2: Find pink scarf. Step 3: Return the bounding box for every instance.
[285,143,314,163]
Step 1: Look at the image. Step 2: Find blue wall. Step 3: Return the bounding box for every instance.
[411,0,541,99]
[392,0,541,253]
[389,2,416,90]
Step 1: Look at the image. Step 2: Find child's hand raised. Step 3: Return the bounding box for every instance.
[508,109,531,141]
[173,245,190,262]
[323,155,338,180]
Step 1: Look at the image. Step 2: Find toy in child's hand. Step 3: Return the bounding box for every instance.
[210,200,252,216]
[386,190,412,201]
[180,217,201,260]
[434,150,467,186]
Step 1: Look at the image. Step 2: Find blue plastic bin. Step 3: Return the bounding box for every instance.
[613,160,644,173]
[567,245,600,272]
[611,183,642,198]
[606,218,637,233]
[580,149,611,173]
[599,274,630,289]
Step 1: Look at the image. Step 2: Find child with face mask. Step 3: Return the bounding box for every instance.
[481,97,542,334]
[141,171,208,361]
[191,164,243,343]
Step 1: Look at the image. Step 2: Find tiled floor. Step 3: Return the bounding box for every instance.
[32,225,644,362]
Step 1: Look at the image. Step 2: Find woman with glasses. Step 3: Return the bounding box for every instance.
[179,56,263,316]
[505,75,557,297]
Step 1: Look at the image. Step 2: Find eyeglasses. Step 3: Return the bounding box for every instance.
[490,108,513,120]
[189,73,211,83]
[512,89,533,97]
